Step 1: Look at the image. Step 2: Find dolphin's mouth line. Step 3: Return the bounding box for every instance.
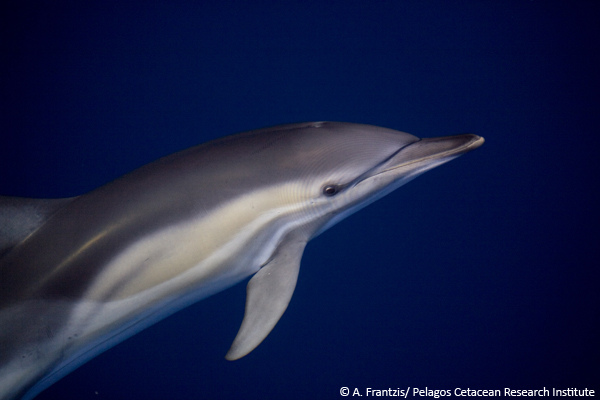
[348,139,421,188]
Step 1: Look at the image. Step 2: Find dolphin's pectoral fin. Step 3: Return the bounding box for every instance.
[225,236,307,360]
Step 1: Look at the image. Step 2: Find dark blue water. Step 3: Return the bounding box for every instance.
[1,2,598,399]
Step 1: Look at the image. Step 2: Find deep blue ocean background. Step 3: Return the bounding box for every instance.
[1,1,598,399]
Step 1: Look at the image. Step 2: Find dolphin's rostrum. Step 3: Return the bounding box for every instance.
[0,122,483,399]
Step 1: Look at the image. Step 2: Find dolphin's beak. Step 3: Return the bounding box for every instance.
[374,134,485,177]
[402,134,485,161]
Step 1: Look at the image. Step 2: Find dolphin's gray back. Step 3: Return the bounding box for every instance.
[0,197,74,259]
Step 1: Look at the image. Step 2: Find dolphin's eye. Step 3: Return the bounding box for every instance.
[323,185,339,197]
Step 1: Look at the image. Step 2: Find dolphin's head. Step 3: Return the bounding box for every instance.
[260,122,484,238]
[222,121,484,361]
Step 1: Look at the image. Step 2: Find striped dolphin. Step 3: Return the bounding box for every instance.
[0,122,483,399]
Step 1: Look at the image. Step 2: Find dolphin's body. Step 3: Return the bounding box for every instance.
[0,122,483,399]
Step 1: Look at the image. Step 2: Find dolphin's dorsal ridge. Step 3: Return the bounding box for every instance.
[0,196,75,259]
[225,235,307,360]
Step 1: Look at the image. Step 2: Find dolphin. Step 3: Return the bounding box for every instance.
[0,122,483,399]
